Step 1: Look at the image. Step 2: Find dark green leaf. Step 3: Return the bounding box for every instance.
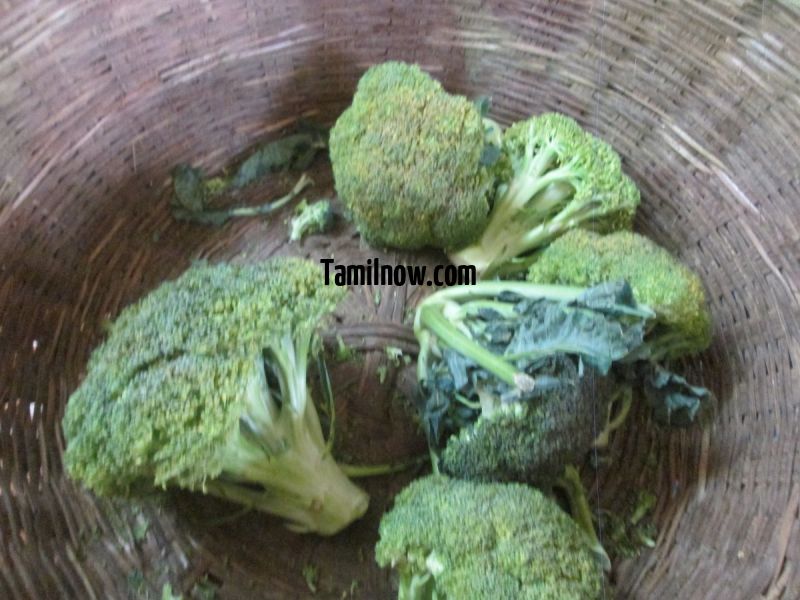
[479,143,502,166]
[641,364,715,427]
[171,208,232,226]
[172,164,208,212]
[230,133,323,188]
[473,95,492,117]
[505,291,648,375]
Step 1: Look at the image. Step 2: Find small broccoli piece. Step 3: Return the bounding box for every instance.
[302,563,319,594]
[329,61,499,250]
[528,229,711,359]
[449,112,640,276]
[375,475,605,600]
[63,258,368,535]
[596,489,658,560]
[289,199,334,241]
[172,172,312,226]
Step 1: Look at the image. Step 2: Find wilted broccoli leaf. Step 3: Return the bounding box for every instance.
[171,174,312,226]
[170,126,326,225]
[172,164,208,212]
[641,364,715,427]
[595,489,658,560]
[230,132,326,189]
[496,281,650,376]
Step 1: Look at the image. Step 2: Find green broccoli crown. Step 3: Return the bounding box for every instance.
[329,61,495,250]
[354,60,442,97]
[375,475,604,600]
[63,258,369,535]
[449,112,640,276]
[440,358,613,485]
[527,229,712,358]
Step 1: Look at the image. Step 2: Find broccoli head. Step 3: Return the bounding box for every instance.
[527,229,712,359]
[63,258,369,535]
[449,112,640,276]
[375,475,605,600]
[329,61,497,250]
[438,355,615,485]
[415,280,651,484]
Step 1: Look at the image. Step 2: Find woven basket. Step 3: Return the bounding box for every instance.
[1,1,798,598]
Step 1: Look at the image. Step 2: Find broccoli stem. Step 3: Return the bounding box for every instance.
[339,455,427,478]
[419,281,584,305]
[593,385,633,448]
[557,466,611,572]
[204,336,368,536]
[449,147,579,275]
[416,304,526,388]
[475,188,589,277]
[414,283,584,389]
[398,570,435,600]
[213,420,368,535]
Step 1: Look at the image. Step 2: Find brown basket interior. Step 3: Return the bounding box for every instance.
[1,1,799,598]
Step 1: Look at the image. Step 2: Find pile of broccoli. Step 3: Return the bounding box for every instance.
[62,60,717,598]
[326,61,715,597]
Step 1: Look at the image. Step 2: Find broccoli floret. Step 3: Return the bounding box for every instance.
[63,258,369,535]
[527,229,712,359]
[438,356,615,485]
[375,475,605,600]
[449,112,640,276]
[329,61,498,250]
[289,199,334,241]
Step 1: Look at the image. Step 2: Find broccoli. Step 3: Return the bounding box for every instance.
[436,355,616,485]
[62,258,369,535]
[375,475,605,600]
[527,229,712,359]
[289,199,334,241]
[329,61,499,250]
[415,280,650,484]
[448,112,640,276]
[415,275,713,491]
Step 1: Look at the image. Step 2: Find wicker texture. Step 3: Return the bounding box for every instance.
[0,1,798,598]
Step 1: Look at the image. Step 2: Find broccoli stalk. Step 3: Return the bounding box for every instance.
[449,113,640,277]
[556,466,611,571]
[198,332,368,534]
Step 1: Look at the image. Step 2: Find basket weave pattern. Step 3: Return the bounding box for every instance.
[1,1,798,598]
